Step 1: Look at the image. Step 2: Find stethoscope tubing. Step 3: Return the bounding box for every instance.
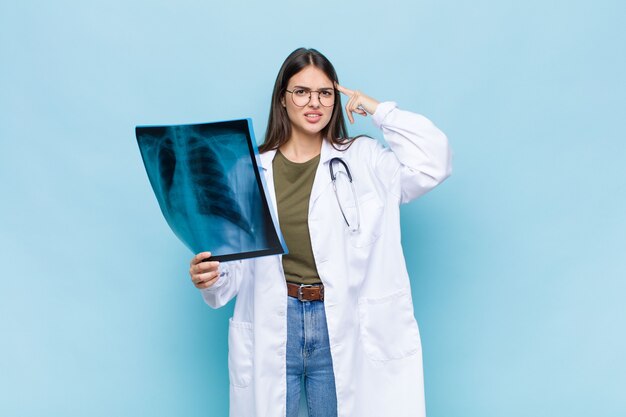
[329,157,360,232]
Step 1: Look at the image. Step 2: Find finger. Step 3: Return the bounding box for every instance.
[195,271,221,287]
[345,101,354,124]
[195,275,220,289]
[346,94,362,123]
[190,260,219,276]
[350,92,368,116]
[191,251,212,266]
[196,275,220,289]
[348,93,360,110]
[335,83,354,97]
[192,270,220,286]
[199,261,220,272]
[346,93,358,119]
[193,274,218,288]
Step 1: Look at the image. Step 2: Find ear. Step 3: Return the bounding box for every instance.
[281,95,286,107]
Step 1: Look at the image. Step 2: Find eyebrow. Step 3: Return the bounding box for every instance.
[291,85,334,91]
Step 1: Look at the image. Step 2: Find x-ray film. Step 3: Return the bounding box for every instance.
[136,119,287,262]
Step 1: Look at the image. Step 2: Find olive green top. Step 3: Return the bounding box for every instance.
[273,150,322,285]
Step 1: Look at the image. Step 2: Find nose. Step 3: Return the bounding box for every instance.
[308,91,321,107]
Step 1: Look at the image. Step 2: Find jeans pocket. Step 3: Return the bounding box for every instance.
[358,289,421,361]
[228,318,254,388]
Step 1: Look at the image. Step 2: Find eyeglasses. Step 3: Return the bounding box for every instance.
[285,88,336,107]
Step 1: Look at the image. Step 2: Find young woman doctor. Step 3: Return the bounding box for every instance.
[188,48,451,417]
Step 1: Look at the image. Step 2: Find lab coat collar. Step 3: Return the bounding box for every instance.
[258,138,347,210]
[258,138,345,171]
[258,149,277,172]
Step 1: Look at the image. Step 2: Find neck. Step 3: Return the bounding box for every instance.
[279,132,323,163]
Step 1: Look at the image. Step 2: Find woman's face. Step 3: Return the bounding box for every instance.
[282,65,335,141]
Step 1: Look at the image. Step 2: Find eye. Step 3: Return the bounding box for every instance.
[320,90,333,97]
[293,89,308,96]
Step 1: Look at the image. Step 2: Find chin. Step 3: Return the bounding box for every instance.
[310,127,328,138]
[295,123,327,138]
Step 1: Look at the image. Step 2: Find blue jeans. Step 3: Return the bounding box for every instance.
[286,296,338,417]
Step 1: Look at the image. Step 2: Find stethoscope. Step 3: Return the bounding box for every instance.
[329,157,360,232]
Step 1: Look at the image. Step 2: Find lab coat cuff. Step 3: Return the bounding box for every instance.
[200,263,231,293]
[372,101,398,128]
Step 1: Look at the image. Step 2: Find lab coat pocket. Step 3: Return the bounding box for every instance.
[358,289,421,361]
[346,192,384,248]
[228,318,254,388]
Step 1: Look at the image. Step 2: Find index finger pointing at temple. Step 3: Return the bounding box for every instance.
[335,83,354,97]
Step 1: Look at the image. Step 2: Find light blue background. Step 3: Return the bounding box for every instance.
[1,1,624,416]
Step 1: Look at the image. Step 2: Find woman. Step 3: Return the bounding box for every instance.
[189,48,451,417]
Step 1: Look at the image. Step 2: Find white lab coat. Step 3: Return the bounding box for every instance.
[201,101,452,417]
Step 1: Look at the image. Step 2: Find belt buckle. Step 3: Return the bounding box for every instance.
[297,284,314,301]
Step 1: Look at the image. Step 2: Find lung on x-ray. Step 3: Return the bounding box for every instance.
[136,119,287,262]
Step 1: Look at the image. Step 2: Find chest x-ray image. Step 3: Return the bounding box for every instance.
[136,119,287,262]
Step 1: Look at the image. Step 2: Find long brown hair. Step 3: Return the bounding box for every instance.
[259,48,351,153]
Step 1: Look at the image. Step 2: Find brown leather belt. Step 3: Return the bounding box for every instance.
[286,282,324,301]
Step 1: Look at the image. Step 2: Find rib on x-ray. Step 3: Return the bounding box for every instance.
[136,119,287,262]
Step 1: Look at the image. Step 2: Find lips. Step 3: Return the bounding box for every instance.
[304,112,323,123]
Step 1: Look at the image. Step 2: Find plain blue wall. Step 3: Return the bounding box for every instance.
[1,1,624,416]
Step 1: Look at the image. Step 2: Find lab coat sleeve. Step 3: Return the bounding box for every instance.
[199,259,243,309]
[371,101,452,203]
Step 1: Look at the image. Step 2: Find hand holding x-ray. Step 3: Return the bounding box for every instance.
[189,251,220,289]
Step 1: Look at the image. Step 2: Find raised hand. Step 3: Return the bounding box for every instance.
[335,83,380,124]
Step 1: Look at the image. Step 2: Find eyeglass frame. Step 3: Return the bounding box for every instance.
[284,87,337,107]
